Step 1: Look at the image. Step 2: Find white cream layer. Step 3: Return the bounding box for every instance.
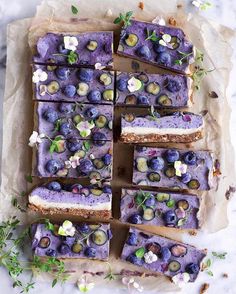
[29,195,111,211]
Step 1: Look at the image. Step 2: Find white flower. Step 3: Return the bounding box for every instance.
[152,16,166,26]
[76,121,95,138]
[172,272,190,288]
[175,207,186,219]
[105,9,113,17]
[95,63,106,70]
[144,250,158,264]
[159,34,173,49]
[32,69,48,83]
[65,154,81,169]
[122,277,143,292]
[58,220,76,237]
[174,161,187,176]
[64,36,78,51]
[192,0,202,8]
[28,131,45,147]
[89,154,95,160]
[192,0,212,10]
[77,274,95,293]
[127,77,142,92]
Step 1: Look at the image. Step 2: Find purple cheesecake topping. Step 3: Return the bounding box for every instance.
[33,32,113,67]
[133,146,213,190]
[116,72,191,107]
[117,20,193,74]
[32,222,111,260]
[120,189,199,229]
[33,64,114,104]
[121,227,206,282]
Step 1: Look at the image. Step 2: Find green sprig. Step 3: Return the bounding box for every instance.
[71,5,79,15]
[114,11,133,28]
[145,29,158,42]
[104,262,116,281]
[212,251,227,260]
[174,51,193,66]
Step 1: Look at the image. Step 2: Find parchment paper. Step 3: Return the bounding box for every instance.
[1,0,236,292]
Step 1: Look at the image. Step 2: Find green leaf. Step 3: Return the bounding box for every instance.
[206,270,213,276]
[135,192,144,206]
[71,5,78,15]
[83,141,91,152]
[113,11,133,28]
[206,258,212,267]
[212,251,227,259]
[52,279,58,287]
[54,119,62,131]
[166,199,175,208]
[67,51,78,65]
[114,17,122,24]
[45,219,54,231]
[177,218,187,227]
[135,247,145,258]
[126,11,133,18]
[49,142,56,154]
[25,175,33,183]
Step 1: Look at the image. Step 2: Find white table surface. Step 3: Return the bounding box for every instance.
[0,1,236,293]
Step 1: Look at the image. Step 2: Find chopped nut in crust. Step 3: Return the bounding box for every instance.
[200,283,209,294]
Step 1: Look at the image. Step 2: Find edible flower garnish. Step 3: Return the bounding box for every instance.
[174,161,187,176]
[172,272,190,287]
[192,0,212,10]
[152,16,166,26]
[76,121,95,137]
[32,69,48,83]
[64,36,78,51]
[159,34,173,49]
[175,207,186,219]
[95,63,106,70]
[28,131,45,147]
[127,77,142,92]
[77,274,95,293]
[144,250,158,264]
[58,220,76,237]
[65,153,81,169]
[122,277,144,292]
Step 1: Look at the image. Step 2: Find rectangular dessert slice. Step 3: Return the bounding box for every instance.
[116,71,192,107]
[121,112,203,143]
[120,188,200,229]
[117,20,193,74]
[28,183,112,219]
[33,32,113,68]
[36,101,113,141]
[32,64,114,104]
[133,146,213,190]
[121,227,206,283]
[31,221,112,260]
[32,138,113,179]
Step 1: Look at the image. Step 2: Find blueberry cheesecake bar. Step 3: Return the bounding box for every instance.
[33,32,113,68]
[117,20,193,74]
[121,227,206,283]
[35,101,113,141]
[116,72,192,107]
[28,182,112,219]
[32,138,113,179]
[120,189,200,229]
[31,221,112,260]
[133,147,213,190]
[32,64,114,103]
[121,112,203,143]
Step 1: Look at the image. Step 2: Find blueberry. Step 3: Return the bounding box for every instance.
[157,52,171,66]
[137,95,149,105]
[102,154,112,165]
[77,68,93,82]
[167,79,181,93]
[92,132,106,146]
[149,157,165,171]
[66,139,81,152]
[181,172,192,183]
[160,247,171,262]
[153,43,166,53]
[185,263,200,274]
[63,85,76,98]
[126,232,138,246]
[47,181,62,192]
[63,184,73,192]
[84,247,96,258]
[71,184,83,193]
[55,68,70,80]
[46,249,57,257]
[59,103,74,114]
[127,254,144,266]
[183,151,197,165]
[163,210,177,226]
[103,186,112,194]
[43,109,58,123]
[117,78,127,91]
[77,223,90,234]
[45,159,62,174]
[59,122,72,137]
[77,159,93,174]
[85,107,99,119]
[144,195,156,207]
[58,243,71,254]
[128,214,143,224]
[136,45,151,59]
[58,43,69,54]
[88,90,101,103]
[165,149,180,163]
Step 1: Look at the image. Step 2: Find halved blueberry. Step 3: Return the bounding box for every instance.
[142,208,155,221]
[146,242,161,255]
[72,243,83,253]
[168,260,181,272]
[148,172,160,182]
[125,33,139,47]
[91,230,108,246]
[39,237,50,248]
[171,244,187,257]
[125,94,137,105]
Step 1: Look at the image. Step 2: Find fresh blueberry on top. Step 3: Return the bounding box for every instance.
[43,109,59,123]
[103,186,112,194]
[167,79,181,93]
[117,78,128,91]
[149,157,165,171]
[102,154,112,165]
[58,43,69,55]
[126,232,138,246]
[92,132,106,146]
[85,106,99,119]
[59,122,72,137]
[128,214,143,224]
[88,90,102,103]
[66,139,81,152]
[157,52,171,66]
[153,43,166,53]
[144,194,156,207]
[46,249,57,257]
[163,210,177,226]
[84,247,96,258]
[77,68,93,82]
[63,85,76,98]
[59,103,74,114]
[185,263,200,274]
[55,67,70,81]
[127,254,144,266]
[165,149,180,163]
[137,95,149,105]
[136,45,151,60]
[77,159,93,174]
[47,181,62,192]
[181,172,192,183]
[45,159,62,174]
[58,243,71,254]
[160,247,171,262]
[183,151,197,165]
[77,223,90,234]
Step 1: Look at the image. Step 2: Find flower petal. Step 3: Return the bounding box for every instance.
[162,34,171,43]
[159,39,167,47]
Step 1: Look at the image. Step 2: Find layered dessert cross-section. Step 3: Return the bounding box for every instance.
[28,182,112,219]
[120,188,200,229]
[117,20,194,74]
[32,64,114,103]
[116,71,192,107]
[33,32,113,68]
[120,112,203,143]
[31,221,112,260]
[121,227,206,283]
[133,146,213,190]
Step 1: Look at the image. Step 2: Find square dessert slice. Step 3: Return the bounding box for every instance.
[117,20,193,74]
[133,146,213,190]
[32,138,113,179]
[31,221,112,260]
[121,227,206,283]
[116,71,192,107]
[121,112,203,143]
[120,188,200,229]
[28,183,112,219]
[33,32,113,68]
[36,101,113,141]
[32,64,114,104]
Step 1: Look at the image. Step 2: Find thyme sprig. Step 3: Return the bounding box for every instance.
[104,262,116,281]
[145,29,158,42]
[114,11,133,28]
